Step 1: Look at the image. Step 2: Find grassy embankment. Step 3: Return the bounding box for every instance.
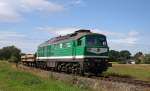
[0,61,89,91]
[105,64,150,81]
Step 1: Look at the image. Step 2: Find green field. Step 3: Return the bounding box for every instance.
[105,64,150,81]
[0,61,89,91]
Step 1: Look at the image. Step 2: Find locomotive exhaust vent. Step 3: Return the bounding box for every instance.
[75,29,91,33]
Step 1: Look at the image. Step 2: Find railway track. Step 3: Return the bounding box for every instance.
[18,64,150,88]
[98,76,150,88]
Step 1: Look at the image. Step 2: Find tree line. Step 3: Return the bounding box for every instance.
[109,50,150,64]
[0,46,149,64]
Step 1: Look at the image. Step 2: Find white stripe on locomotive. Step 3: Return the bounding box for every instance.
[37,55,108,60]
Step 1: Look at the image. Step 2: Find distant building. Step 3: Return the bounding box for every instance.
[126,59,135,64]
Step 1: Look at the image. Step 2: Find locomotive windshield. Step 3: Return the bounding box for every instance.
[86,35,107,46]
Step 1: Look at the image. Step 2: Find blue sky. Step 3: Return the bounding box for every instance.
[0,0,150,54]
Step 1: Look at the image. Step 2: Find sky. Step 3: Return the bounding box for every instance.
[0,0,150,54]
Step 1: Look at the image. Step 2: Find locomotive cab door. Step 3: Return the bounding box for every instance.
[73,37,86,59]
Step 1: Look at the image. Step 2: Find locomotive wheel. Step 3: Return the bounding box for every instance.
[57,64,62,72]
[61,63,66,72]
[71,63,80,75]
[66,63,72,74]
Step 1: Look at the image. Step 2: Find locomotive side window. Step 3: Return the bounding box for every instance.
[102,41,107,46]
[66,43,71,47]
[63,43,67,48]
[59,42,71,48]
[98,38,107,46]
[60,43,63,48]
[77,39,82,46]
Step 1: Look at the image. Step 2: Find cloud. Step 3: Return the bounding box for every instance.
[0,31,26,39]
[20,0,64,12]
[71,0,83,5]
[0,0,64,21]
[69,0,85,7]
[0,1,20,21]
[36,27,80,36]
[110,31,139,45]
[0,31,25,47]
[0,31,43,53]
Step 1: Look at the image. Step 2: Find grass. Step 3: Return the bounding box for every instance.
[0,61,90,91]
[105,64,150,81]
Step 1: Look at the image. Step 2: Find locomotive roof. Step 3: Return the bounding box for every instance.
[39,29,105,47]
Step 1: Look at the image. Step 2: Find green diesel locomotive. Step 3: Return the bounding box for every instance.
[35,30,111,75]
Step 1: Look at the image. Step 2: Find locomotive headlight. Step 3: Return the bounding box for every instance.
[97,48,101,52]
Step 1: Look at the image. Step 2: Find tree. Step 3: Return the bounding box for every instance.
[119,50,131,64]
[141,54,150,64]
[109,50,120,62]
[0,46,21,63]
[134,52,143,64]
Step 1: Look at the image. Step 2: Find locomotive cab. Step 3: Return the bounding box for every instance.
[85,34,109,56]
[76,33,110,75]
[76,33,109,57]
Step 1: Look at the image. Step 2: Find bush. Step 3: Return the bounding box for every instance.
[0,46,21,63]
[8,56,18,63]
[141,54,150,64]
